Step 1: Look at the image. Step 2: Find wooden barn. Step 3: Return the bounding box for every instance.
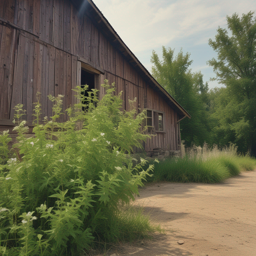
[0,0,190,154]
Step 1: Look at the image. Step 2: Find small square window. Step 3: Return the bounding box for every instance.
[145,109,164,132]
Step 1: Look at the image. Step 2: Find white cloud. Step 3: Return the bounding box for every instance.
[93,0,256,87]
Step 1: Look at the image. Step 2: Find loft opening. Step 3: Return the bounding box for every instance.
[81,69,95,110]
[79,61,103,110]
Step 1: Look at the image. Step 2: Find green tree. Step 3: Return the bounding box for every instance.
[151,47,212,146]
[208,11,256,155]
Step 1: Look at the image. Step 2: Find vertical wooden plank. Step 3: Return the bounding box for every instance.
[40,0,46,42]
[66,53,72,109]
[84,16,91,61]
[22,37,29,121]
[32,42,43,105]
[48,45,55,117]
[0,25,5,107]
[63,0,71,52]
[71,5,78,56]
[33,0,40,36]
[53,0,59,47]
[4,0,15,24]
[16,0,24,28]
[90,24,99,68]
[71,55,77,105]
[98,33,105,70]
[26,39,34,122]
[62,52,67,121]
[58,0,64,49]
[0,26,7,118]
[76,61,81,105]
[7,29,17,118]
[0,1,4,20]
[10,33,25,119]
[25,0,33,33]
[45,0,54,44]
[41,45,48,119]
[115,51,123,77]
[54,49,60,98]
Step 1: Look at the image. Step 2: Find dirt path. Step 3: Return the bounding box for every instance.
[104,171,256,256]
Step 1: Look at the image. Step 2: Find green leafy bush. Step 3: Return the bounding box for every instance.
[147,154,256,184]
[0,82,154,255]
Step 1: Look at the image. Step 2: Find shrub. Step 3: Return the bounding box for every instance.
[146,143,256,184]
[152,156,230,183]
[0,82,154,256]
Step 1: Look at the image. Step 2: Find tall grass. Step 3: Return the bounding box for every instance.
[149,144,256,183]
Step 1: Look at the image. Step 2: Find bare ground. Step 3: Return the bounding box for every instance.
[91,171,256,256]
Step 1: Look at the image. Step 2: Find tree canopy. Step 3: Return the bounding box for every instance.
[208,11,256,155]
[151,47,212,146]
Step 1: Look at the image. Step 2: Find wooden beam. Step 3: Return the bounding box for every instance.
[78,56,105,74]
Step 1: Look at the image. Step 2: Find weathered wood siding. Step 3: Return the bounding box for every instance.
[0,0,180,151]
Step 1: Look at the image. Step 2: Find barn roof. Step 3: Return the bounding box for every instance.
[70,0,191,119]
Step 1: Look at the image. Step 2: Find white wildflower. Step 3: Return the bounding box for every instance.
[30,142,34,146]
[5,177,12,180]
[92,138,97,142]
[106,141,110,145]
[39,204,47,211]
[100,133,105,136]
[20,120,26,126]
[46,144,53,148]
[0,207,9,213]
[154,158,159,163]
[116,151,120,156]
[31,216,37,221]
[58,94,64,98]
[140,158,146,164]
[26,212,32,216]
[7,158,17,164]
[115,166,122,171]
[3,130,9,135]
[70,179,74,182]
[22,220,27,224]
[59,159,63,162]
[43,154,46,157]
[12,126,19,131]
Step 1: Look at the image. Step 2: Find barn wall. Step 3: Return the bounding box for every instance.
[0,0,180,151]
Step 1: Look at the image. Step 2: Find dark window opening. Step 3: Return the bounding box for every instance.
[81,69,95,110]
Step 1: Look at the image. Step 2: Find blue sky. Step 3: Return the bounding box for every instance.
[93,0,256,89]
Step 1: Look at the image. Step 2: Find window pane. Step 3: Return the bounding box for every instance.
[147,110,152,117]
[147,118,152,126]
[158,113,163,131]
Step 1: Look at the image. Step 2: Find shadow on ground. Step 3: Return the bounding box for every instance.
[86,233,193,256]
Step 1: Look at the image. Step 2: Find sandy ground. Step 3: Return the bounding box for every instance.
[93,171,256,256]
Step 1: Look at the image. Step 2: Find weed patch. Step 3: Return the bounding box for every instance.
[0,82,156,256]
